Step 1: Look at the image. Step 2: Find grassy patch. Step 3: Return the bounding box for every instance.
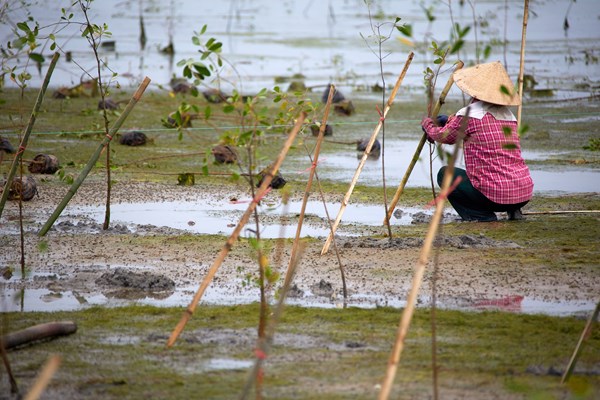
[3,305,599,399]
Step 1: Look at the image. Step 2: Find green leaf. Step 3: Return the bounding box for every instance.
[500,85,511,95]
[16,22,30,32]
[12,37,27,49]
[29,53,44,63]
[192,36,200,46]
[200,24,207,35]
[450,39,464,54]
[193,63,211,77]
[483,45,492,59]
[208,42,222,52]
[518,124,530,136]
[204,105,212,119]
[397,24,412,37]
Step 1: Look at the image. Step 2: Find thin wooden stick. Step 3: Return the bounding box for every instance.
[517,0,530,129]
[384,60,464,225]
[239,242,307,400]
[23,355,61,400]
[283,86,335,289]
[0,340,18,394]
[167,113,306,348]
[38,77,151,236]
[561,300,600,384]
[523,210,600,215]
[0,52,60,219]
[378,111,469,400]
[321,51,414,255]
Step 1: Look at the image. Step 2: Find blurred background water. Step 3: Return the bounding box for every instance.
[1,0,598,100]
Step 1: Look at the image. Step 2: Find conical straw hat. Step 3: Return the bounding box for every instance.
[453,61,521,106]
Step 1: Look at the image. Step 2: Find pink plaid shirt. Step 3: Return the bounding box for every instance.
[422,111,533,204]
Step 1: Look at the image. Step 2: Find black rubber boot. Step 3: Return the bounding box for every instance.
[507,209,524,221]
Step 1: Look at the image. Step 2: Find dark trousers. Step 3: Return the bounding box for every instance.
[437,167,529,221]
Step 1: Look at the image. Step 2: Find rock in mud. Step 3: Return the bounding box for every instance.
[95,267,175,291]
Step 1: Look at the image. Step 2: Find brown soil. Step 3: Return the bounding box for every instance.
[1,179,598,315]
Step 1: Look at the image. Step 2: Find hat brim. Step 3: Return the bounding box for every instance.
[453,61,521,106]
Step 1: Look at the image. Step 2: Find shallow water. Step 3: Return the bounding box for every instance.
[79,199,431,239]
[0,284,595,317]
[1,0,598,99]
[291,139,600,193]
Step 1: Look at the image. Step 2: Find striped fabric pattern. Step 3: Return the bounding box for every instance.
[422,113,534,204]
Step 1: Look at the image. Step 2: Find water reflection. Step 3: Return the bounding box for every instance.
[1,285,595,317]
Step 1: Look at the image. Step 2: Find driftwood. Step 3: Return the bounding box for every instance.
[1,321,77,350]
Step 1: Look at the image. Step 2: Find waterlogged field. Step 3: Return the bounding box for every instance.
[1,0,599,398]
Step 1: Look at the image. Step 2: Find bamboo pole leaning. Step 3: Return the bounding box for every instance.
[517,0,530,129]
[384,60,464,226]
[320,51,414,255]
[38,76,151,237]
[561,300,600,384]
[378,111,469,400]
[23,355,61,400]
[0,52,60,219]
[167,113,307,348]
[282,86,336,289]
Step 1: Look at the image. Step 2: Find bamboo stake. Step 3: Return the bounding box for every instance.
[517,0,530,129]
[384,60,464,225]
[239,242,307,400]
[167,113,306,348]
[0,52,60,219]
[320,51,414,255]
[523,210,600,215]
[38,77,151,236]
[378,112,469,400]
[283,86,335,289]
[23,355,61,400]
[561,301,600,384]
